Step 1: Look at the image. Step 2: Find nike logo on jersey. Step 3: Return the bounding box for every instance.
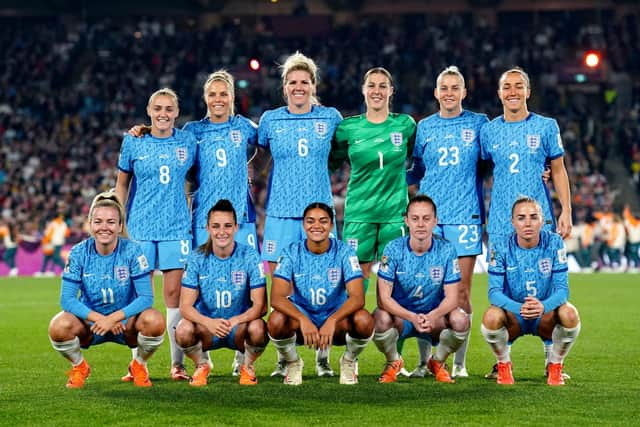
[425,137,435,142]
[83,273,95,277]
[507,266,517,271]
[199,275,209,279]
[492,144,500,149]
[275,128,286,133]
[138,155,149,160]
[294,273,306,278]
[354,139,365,144]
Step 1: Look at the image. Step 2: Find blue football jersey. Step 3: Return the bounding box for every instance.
[182,243,266,319]
[488,230,569,314]
[273,238,363,317]
[410,110,488,225]
[378,236,461,314]
[258,105,342,218]
[480,113,564,235]
[62,238,152,317]
[118,129,196,240]
[183,115,258,228]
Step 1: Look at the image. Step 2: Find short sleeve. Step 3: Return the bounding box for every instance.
[117,135,134,173]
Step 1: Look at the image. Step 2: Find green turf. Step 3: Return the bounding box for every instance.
[1,273,638,426]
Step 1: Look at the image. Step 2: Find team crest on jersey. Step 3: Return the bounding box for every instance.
[327,268,341,285]
[265,240,276,254]
[538,258,552,276]
[176,147,189,165]
[230,130,242,147]
[314,121,328,137]
[527,135,541,152]
[114,266,129,282]
[461,129,475,145]
[390,132,403,146]
[347,238,358,251]
[232,270,245,288]
[430,266,443,282]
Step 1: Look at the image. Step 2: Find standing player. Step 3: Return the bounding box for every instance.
[37,203,70,276]
[176,200,268,386]
[115,88,196,381]
[1,220,19,276]
[330,67,416,293]
[268,203,374,385]
[406,66,488,378]
[184,70,259,250]
[372,195,469,384]
[480,67,572,378]
[48,192,165,388]
[481,197,580,386]
[258,52,342,376]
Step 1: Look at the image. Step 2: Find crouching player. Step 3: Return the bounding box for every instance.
[48,192,164,388]
[481,197,581,386]
[372,195,469,383]
[176,200,268,386]
[268,202,374,385]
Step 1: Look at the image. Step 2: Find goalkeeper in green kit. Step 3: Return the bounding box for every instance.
[330,67,416,294]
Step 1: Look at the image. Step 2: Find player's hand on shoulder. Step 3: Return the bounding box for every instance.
[128,124,152,137]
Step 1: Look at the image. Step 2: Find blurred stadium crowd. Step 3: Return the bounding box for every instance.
[1,10,640,274]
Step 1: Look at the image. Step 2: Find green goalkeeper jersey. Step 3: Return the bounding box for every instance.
[331,113,416,223]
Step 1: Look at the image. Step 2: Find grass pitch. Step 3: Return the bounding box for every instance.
[0,273,638,426]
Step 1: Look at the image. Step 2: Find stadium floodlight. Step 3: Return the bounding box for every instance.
[584,51,601,68]
[249,58,261,71]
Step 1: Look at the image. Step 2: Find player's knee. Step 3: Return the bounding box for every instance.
[175,319,196,346]
[351,309,374,338]
[558,303,580,328]
[136,309,165,336]
[372,308,395,332]
[482,306,506,330]
[246,319,268,346]
[449,308,470,332]
[48,312,79,341]
[267,310,290,339]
